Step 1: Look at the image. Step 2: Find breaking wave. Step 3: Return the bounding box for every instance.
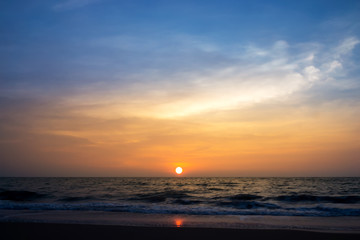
[1,177,359,217]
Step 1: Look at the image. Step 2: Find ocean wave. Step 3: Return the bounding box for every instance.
[272,194,360,203]
[1,178,359,217]
[207,187,223,191]
[229,194,263,201]
[58,196,96,202]
[0,190,47,201]
[1,201,359,216]
[220,182,237,186]
[217,200,279,209]
[172,199,203,205]
[130,190,191,203]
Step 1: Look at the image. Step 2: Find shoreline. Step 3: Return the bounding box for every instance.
[1,210,360,234]
[1,222,360,240]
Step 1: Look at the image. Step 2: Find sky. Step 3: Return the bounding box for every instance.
[0,0,360,177]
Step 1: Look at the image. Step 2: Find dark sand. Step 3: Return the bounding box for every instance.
[1,222,359,240]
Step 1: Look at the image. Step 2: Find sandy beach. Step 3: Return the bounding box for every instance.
[1,222,360,240]
[2,210,359,240]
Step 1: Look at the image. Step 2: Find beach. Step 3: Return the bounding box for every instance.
[1,210,360,239]
[1,222,360,240]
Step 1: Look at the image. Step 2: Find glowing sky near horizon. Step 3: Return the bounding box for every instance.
[0,0,360,176]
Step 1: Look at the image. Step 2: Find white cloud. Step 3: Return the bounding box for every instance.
[61,37,360,119]
[326,61,342,73]
[334,37,360,57]
[304,66,320,82]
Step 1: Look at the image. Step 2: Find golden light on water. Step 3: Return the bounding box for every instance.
[175,167,183,175]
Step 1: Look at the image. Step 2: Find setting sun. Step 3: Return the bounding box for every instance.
[175,167,183,175]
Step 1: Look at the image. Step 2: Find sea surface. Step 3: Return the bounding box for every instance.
[0,177,360,217]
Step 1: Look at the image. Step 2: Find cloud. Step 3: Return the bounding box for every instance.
[3,34,358,120]
[334,37,360,57]
[68,36,360,119]
[303,66,320,82]
[1,35,359,176]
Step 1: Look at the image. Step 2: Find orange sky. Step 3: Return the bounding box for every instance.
[1,1,360,177]
[1,90,359,176]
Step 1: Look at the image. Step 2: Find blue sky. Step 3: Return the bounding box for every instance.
[0,0,360,176]
[1,0,359,91]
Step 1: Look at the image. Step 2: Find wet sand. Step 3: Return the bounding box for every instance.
[1,222,359,240]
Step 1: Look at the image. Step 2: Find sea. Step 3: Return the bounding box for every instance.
[1,177,360,231]
[1,177,359,216]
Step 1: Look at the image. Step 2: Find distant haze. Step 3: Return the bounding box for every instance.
[0,0,360,177]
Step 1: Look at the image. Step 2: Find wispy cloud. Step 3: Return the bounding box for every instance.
[69,36,359,118]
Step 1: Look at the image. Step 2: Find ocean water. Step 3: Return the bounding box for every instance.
[0,177,360,217]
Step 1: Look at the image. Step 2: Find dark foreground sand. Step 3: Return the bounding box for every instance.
[1,222,359,240]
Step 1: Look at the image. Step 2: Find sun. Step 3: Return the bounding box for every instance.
[175,167,183,175]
